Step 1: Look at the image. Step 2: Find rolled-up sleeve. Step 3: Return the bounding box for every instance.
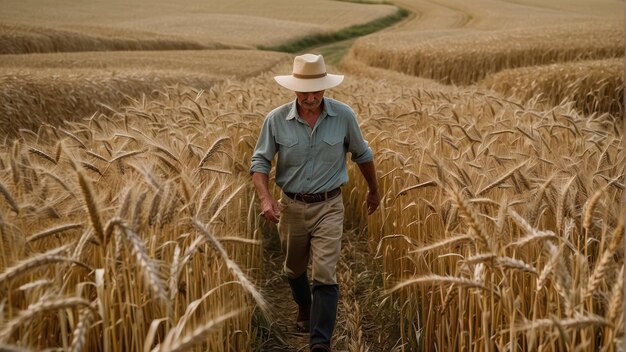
[346,112,373,164]
[250,117,275,175]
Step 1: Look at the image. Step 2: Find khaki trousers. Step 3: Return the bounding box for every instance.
[277,192,344,285]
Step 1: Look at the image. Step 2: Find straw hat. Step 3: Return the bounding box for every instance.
[274,54,344,92]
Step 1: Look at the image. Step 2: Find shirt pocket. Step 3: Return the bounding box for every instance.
[320,133,345,163]
[276,134,303,166]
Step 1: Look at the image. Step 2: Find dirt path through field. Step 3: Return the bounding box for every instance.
[254,225,399,352]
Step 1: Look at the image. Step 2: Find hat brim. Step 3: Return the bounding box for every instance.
[274,74,344,92]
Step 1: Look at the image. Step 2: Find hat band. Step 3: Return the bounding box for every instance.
[292,72,327,79]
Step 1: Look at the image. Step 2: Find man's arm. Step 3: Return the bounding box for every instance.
[357,161,380,214]
[252,172,280,223]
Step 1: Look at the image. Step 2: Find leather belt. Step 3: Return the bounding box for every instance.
[285,188,341,203]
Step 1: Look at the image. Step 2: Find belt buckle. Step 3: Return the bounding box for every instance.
[303,194,318,203]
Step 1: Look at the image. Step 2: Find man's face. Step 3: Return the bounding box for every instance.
[295,90,325,110]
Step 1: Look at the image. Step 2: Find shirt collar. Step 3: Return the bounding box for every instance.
[286,97,337,120]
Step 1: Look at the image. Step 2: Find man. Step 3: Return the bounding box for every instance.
[250,53,379,352]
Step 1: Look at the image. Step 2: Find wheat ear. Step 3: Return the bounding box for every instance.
[27,223,83,243]
[450,189,490,252]
[167,281,246,343]
[28,147,56,164]
[168,244,182,301]
[386,275,494,296]
[555,175,577,233]
[198,137,230,167]
[148,189,162,226]
[76,169,105,245]
[193,220,268,315]
[585,219,624,297]
[409,234,472,253]
[71,307,96,352]
[536,242,559,291]
[159,309,244,352]
[132,191,147,229]
[208,184,245,224]
[0,296,93,339]
[0,180,19,214]
[0,251,91,285]
[477,160,527,195]
[121,226,169,306]
[607,265,624,325]
[582,189,603,231]
[514,315,611,332]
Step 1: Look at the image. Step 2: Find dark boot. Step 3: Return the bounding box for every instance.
[310,280,339,349]
[287,273,312,332]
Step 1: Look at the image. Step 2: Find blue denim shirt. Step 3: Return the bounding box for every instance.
[250,97,373,194]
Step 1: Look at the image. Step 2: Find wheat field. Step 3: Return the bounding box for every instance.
[0,0,396,52]
[0,50,290,138]
[0,0,623,351]
[481,58,624,116]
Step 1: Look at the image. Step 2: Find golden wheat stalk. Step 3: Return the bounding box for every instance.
[121,226,169,304]
[71,307,96,352]
[394,180,438,200]
[41,170,77,198]
[167,281,244,344]
[607,265,624,325]
[0,296,93,340]
[208,184,245,224]
[582,188,604,230]
[0,180,19,214]
[513,314,611,332]
[193,219,268,315]
[374,234,420,258]
[409,234,473,254]
[508,209,577,251]
[76,168,105,245]
[535,241,559,292]
[450,189,491,252]
[168,244,182,301]
[0,251,91,284]
[157,308,244,352]
[110,149,146,163]
[386,275,494,296]
[217,236,262,245]
[198,136,230,167]
[477,160,528,195]
[28,147,57,164]
[148,189,162,226]
[0,342,29,352]
[26,223,83,243]
[585,219,625,297]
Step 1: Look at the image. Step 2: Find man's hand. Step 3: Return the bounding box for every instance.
[252,172,281,223]
[260,196,281,223]
[366,189,380,215]
[357,161,380,215]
